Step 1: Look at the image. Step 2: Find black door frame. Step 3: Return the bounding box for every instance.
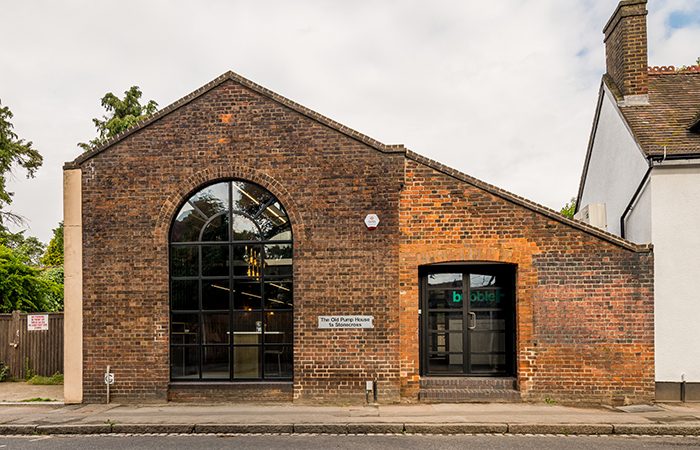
[418,263,516,377]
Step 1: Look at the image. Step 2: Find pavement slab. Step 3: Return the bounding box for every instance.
[0,401,698,435]
[0,382,63,403]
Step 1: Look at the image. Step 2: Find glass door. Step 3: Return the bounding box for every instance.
[421,265,514,376]
[467,273,507,374]
[424,273,466,374]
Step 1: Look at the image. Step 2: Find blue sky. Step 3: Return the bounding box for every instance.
[669,9,700,28]
[1,0,699,242]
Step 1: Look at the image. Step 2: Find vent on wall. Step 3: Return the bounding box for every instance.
[574,203,608,231]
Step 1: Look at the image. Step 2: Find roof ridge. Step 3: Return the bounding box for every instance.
[648,65,700,75]
[66,70,405,168]
[404,149,651,253]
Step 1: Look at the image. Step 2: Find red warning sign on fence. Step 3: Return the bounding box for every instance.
[27,314,49,331]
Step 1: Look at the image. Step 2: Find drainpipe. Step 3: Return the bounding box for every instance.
[620,162,652,239]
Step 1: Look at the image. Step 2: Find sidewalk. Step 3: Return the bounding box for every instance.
[0,382,62,403]
[0,402,699,435]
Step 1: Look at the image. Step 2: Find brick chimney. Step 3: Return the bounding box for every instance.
[603,0,648,103]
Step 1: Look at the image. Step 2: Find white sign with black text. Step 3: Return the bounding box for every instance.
[318,315,374,329]
[27,314,49,331]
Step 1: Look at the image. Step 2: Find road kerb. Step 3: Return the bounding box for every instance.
[194,424,293,434]
[404,423,507,434]
[508,423,614,435]
[613,424,700,435]
[1,422,699,436]
[112,424,195,434]
[36,424,111,434]
[293,423,348,434]
[346,423,405,434]
[0,424,37,435]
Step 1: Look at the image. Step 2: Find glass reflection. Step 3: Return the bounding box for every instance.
[171,346,199,379]
[264,280,293,309]
[171,182,229,242]
[428,273,462,289]
[170,180,293,381]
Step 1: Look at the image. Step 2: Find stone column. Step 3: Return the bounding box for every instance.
[63,168,83,404]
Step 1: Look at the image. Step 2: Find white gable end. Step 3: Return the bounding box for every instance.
[579,83,649,237]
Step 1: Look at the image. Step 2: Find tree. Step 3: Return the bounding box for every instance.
[0,227,46,266]
[41,221,63,266]
[0,100,43,226]
[39,266,64,311]
[560,197,576,219]
[0,245,61,312]
[9,233,44,266]
[78,86,158,151]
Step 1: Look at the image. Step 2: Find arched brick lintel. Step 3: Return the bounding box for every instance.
[398,239,540,398]
[154,165,307,246]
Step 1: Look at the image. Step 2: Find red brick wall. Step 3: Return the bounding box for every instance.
[399,158,654,404]
[78,79,404,403]
[76,76,653,405]
[604,0,648,97]
[168,383,293,402]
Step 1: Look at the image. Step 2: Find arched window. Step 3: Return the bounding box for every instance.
[169,180,292,381]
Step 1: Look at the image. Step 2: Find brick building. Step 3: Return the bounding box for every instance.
[63,60,654,406]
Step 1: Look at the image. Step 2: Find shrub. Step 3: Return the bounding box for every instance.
[26,373,63,385]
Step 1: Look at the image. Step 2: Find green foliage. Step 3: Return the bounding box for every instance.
[41,222,63,267]
[0,100,43,226]
[0,361,9,382]
[0,245,62,312]
[23,357,33,380]
[0,229,45,266]
[78,86,158,152]
[560,197,576,219]
[20,397,55,402]
[678,57,700,72]
[40,266,64,311]
[26,373,63,385]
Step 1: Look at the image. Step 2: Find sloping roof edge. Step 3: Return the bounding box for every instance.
[65,70,651,253]
[575,80,606,214]
[405,150,651,253]
[576,75,650,209]
[65,70,405,169]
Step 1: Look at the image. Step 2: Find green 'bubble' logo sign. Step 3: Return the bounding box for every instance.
[470,289,503,304]
[451,289,503,304]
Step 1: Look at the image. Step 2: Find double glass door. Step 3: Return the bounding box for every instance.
[421,266,514,376]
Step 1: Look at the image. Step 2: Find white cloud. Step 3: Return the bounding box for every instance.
[1,0,698,241]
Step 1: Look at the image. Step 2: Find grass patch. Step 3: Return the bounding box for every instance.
[20,397,55,402]
[26,373,63,385]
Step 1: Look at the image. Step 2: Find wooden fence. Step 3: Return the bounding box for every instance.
[0,312,63,379]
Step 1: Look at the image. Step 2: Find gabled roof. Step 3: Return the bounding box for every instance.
[66,71,405,168]
[611,67,700,157]
[65,70,650,253]
[405,151,649,253]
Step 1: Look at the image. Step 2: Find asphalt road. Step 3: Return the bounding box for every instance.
[1,434,699,449]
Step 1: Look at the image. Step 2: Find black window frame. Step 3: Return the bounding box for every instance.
[169,180,293,382]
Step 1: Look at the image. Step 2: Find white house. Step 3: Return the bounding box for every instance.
[577,0,700,401]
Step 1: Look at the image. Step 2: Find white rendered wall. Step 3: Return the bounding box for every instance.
[651,164,700,382]
[624,180,651,243]
[579,85,649,236]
